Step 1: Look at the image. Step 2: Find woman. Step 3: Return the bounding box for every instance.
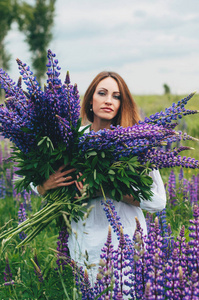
[35,71,166,284]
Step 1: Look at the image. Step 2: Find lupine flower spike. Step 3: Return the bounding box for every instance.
[4,252,14,286]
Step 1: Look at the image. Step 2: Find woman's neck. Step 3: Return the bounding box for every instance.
[91,119,112,132]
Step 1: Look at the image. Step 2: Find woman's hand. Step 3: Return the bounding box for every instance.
[122,195,140,206]
[37,164,77,196]
[74,172,88,199]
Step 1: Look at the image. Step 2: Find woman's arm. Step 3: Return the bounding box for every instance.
[35,165,80,196]
[139,169,166,212]
[94,189,140,207]
[122,195,140,206]
[121,170,166,210]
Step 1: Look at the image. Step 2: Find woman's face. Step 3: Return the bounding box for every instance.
[91,77,121,125]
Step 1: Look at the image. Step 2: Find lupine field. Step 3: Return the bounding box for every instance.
[0,92,198,299]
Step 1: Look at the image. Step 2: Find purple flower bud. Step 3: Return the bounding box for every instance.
[65,71,70,84]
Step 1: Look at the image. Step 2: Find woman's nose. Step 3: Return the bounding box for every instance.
[105,94,112,104]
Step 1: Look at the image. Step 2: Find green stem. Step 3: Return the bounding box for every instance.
[17,220,52,248]
[100,184,106,201]
[27,204,63,226]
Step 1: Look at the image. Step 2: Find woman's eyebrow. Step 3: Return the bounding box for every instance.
[98,87,120,94]
[98,87,108,91]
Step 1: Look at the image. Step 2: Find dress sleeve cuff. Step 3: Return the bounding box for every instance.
[30,182,39,195]
[140,169,166,213]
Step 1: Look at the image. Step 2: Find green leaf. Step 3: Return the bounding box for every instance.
[111,189,116,198]
[94,169,97,180]
[128,164,135,173]
[101,151,105,158]
[108,169,115,175]
[64,155,69,165]
[87,150,97,157]
[118,177,131,187]
[37,136,47,146]
[91,156,98,169]
[109,175,115,182]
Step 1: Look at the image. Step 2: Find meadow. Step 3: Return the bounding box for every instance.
[0,93,198,299]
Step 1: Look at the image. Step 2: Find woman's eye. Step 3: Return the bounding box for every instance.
[114,95,121,100]
[98,91,105,96]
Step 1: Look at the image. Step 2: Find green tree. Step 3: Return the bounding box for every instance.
[18,0,56,83]
[0,0,18,70]
[163,83,171,95]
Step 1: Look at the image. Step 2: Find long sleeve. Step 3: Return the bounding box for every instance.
[140,169,166,213]
[30,182,39,195]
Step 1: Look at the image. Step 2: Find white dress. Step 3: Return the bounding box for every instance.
[67,127,167,285]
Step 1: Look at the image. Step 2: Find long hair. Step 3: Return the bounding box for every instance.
[81,71,140,127]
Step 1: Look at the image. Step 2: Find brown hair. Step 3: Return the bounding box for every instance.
[81,71,140,127]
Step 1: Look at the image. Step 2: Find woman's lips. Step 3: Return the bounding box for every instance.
[101,107,113,112]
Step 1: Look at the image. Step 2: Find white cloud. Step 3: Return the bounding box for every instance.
[3,0,199,95]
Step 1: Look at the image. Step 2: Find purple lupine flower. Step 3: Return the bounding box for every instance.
[32,250,43,282]
[80,269,95,300]
[181,178,189,201]
[145,212,154,234]
[165,248,181,299]
[102,199,123,241]
[193,174,199,204]
[184,271,199,299]
[145,217,164,257]
[189,175,198,204]
[56,226,70,270]
[131,217,147,299]
[178,266,186,299]
[144,218,165,298]
[113,227,131,298]
[94,225,114,298]
[4,252,14,285]
[156,208,175,262]
[0,50,81,154]
[0,143,3,168]
[197,174,199,201]
[22,190,32,211]
[174,225,188,276]
[73,262,94,299]
[79,123,199,171]
[188,205,199,278]
[167,170,176,205]
[156,208,168,237]
[139,92,197,127]
[143,281,153,300]
[18,203,27,240]
[101,199,132,246]
[148,252,165,299]
[0,177,6,198]
[18,202,27,223]
[164,223,175,262]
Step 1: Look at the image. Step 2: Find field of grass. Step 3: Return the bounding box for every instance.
[134,93,199,183]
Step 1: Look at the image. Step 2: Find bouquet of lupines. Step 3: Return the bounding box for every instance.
[0,50,198,247]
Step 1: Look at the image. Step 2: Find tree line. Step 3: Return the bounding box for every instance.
[0,0,56,83]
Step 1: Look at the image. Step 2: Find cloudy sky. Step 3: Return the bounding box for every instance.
[5,0,199,95]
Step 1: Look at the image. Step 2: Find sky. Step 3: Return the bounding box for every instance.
[4,0,199,95]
